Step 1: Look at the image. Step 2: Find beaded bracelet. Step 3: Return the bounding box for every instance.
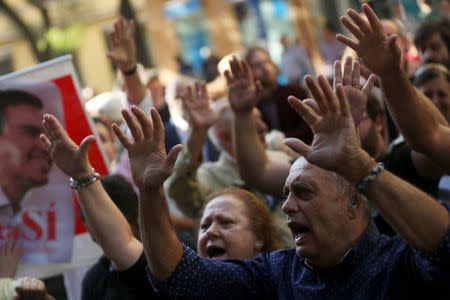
[69,169,100,190]
[356,162,384,192]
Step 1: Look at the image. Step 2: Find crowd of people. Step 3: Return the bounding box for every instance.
[1,1,450,299]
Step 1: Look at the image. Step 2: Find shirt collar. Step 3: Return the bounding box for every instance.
[301,221,380,276]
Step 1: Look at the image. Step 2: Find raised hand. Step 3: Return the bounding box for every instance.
[225,56,262,114]
[106,17,136,72]
[181,82,222,130]
[40,114,94,179]
[336,4,401,77]
[334,57,376,124]
[0,240,22,277]
[113,107,182,190]
[284,75,373,184]
[14,277,54,300]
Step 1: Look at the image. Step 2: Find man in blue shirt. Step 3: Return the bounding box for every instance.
[114,5,450,299]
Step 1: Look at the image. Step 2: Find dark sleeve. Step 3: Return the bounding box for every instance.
[147,245,275,299]
[382,144,439,197]
[276,84,313,143]
[117,251,160,299]
[81,263,102,300]
[158,103,171,123]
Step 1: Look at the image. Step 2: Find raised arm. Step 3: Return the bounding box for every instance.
[164,81,223,217]
[226,57,290,197]
[337,4,450,172]
[40,115,142,270]
[113,106,183,281]
[107,17,146,105]
[285,74,449,252]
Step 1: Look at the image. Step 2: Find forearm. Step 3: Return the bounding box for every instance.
[76,181,142,269]
[381,68,447,151]
[187,128,208,163]
[233,113,288,196]
[123,71,147,106]
[233,113,269,186]
[139,187,183,281]
[349,152,450,252]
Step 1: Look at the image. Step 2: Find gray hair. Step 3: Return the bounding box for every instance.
[331,171,372,219]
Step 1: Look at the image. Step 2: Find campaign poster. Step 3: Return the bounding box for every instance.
[0,55,108,277]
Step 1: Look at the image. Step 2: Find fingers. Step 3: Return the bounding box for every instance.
[112,123,132,149]
[224,70,233,83]
[318,75,339,113]
[343,56,353,85]
[195,81,208,103]
[347,9,371,34]
[302,99,320,115]
[387,34,399,51]
[336,34,359,50]
[305,75,328,115]
[336,84,351,118]
[229,56,245,79]
[242,60,254,83]
[362,3,383,33]
[40,134,51,151]
[131,106,154,138]
[284,138,311,158]
[165,144,183,171]
[352,60,360,88]
[288,96,319,126]
[121,109,144,142]
[341,16,364,39]
[333,60,343,88]
[362,74,376,95]
[150,108,164,144]
[127,19,136,38]
[42,114,65,141]
[78,135,95,158]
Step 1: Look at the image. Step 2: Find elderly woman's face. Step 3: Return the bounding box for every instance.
[198,194,261,260]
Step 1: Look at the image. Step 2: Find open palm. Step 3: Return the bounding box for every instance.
[337,4,401,77]
[285,75,361,173]
[225,56,262,114]
[40,114,94,179]
[113,106,182,190]
[182,82,221,130]
[107,17,136,72]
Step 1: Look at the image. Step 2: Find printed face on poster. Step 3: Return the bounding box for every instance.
[0,55,109,265]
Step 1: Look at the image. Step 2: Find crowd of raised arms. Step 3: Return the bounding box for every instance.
[1,2,450,299]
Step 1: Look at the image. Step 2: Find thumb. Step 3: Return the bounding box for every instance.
[165,144,183,172]
[387,34,398,50]
[284,138,310,158]
[79,135,95,158]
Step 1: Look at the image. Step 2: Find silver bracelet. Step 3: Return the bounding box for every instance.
[356,162,384,192]
[69,169,100,190]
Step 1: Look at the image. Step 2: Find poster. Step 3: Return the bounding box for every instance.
[0,55,108,277]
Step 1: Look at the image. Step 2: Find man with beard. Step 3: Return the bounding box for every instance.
[244,47,313,143]
[0,90,52,219]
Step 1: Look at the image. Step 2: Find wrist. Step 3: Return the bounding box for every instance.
[70,168,100,190]
[70,165,95,180]
[233,109,254,119]
[121,63,137,76]
[338,150,377,186]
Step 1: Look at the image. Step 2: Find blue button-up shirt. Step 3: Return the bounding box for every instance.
[148,214,450,299]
